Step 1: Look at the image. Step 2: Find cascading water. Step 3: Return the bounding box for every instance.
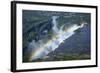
[52,16,59,34]
[27,16,85,61]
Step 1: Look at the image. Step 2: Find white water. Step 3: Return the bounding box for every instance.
[52,16,59,34]
[28,16,85,61]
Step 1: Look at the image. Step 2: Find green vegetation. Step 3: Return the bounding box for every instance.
[24,54,90,63]
[54,54,90,61]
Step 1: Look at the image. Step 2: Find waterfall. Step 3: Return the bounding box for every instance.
[52,16,59,34]
[27,16,85,61]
